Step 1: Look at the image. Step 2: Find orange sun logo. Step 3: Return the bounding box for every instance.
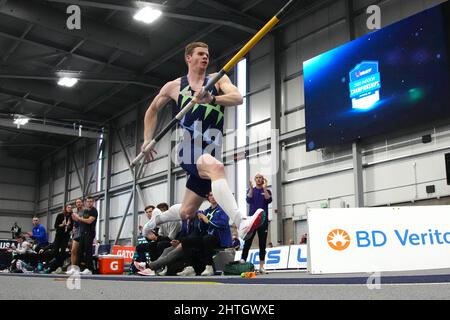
[327,229,351,251]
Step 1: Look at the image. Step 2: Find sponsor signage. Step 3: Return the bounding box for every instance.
[235,245,307,270]
[287,245,308,269]
[0,239,17,250]
[308,206,450,274]
[111,245,135,264]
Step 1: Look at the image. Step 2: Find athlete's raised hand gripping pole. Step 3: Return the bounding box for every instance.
[130,0,296,168]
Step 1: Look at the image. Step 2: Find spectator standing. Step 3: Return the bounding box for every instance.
[51,203,73,273]
[241,173,272,274]
[71,196,98,275]
[10,222,21,239]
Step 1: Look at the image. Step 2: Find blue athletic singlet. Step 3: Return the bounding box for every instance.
[176,75,225,198]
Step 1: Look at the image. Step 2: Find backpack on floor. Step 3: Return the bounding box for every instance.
[223,261,254,275]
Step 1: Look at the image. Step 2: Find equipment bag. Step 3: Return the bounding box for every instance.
[223,261,254,275]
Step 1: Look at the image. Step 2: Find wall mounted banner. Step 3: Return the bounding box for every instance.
[307,206,450,274]
[0,239,17,250]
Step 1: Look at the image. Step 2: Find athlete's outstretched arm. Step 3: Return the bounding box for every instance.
[142,81,176,160]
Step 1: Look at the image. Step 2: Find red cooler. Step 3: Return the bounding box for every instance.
[98,255,124,274]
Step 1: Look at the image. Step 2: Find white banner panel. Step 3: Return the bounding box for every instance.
[308,206,450,274]
[287,245,308,269]
[235,246,290,270]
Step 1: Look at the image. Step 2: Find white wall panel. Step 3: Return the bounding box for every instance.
[53,177,65,194]
[249,38,271,62]
[111,170,132,187]
[38,200,48,211]
[174,175,187,203]
[248,89,271,123]
[109,192,133,218]
[249,153,273,182]
[141,156,170,177]
[249,55,270,92]
[0,167,35,185]
[0,216,33,239]
[223,105,236,132]
[283,170,354,207]
[69,171,82,189]
[0,183,35,201]
[141,182,168,208]
[109,215,133,242]
[285,109,305,133]
[0,199,34,212]
[285,76,304,109]
[248,121,271,144]
[69,189,82,202]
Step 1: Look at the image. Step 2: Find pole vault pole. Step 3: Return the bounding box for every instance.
[130,0,296,167]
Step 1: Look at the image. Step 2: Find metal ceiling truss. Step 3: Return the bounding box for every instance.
[45,0,260,33]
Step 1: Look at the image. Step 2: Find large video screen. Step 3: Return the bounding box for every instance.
[304,2,450,151]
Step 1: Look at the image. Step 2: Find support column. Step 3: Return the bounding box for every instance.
[63,147,70,205]
[345,0,356,41]
[167,129,176,206]
[83,138,89,196]
[103,124,112,244]
[132,113,140,245]
[269,34,283,243]
[46,157,54,237]
[352,142,364,207]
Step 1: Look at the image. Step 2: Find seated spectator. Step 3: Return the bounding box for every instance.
[177,192,232,277]
[136,215,205,276]
[289,239,295,245]
[134,203,181,270]
[138,205,155,236]
[267,242,273,248]
[26,216,49,252]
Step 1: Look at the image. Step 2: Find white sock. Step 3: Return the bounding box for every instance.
[211,179,242,227]
[157,204,182,224]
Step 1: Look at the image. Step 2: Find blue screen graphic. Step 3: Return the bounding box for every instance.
[304,2,450,151]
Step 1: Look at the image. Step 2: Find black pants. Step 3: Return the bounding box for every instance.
[182,235,220,266]
[241,222,268,262]
[135,240,171,263]
[78,232,95,271]
[53,234,70,270]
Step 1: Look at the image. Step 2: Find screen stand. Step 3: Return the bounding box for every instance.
[352,141,364,207]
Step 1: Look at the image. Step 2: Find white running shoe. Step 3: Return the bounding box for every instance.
[65,265,80,275]
[156,266,168,276]
[238,209,265,241]
[143,207,162,233]
[51,267,63,274]
[200,265,214,276]
[80,269,92,275]
[138,268,156,276]
[176,266,196,276]
[258,267,268,274]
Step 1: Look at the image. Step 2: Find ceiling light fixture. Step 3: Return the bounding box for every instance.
[13,116,29,128]
[58,77,78,87]
[133,7,162,24]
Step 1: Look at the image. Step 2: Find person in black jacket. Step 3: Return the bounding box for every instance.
[51,203,73,272]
